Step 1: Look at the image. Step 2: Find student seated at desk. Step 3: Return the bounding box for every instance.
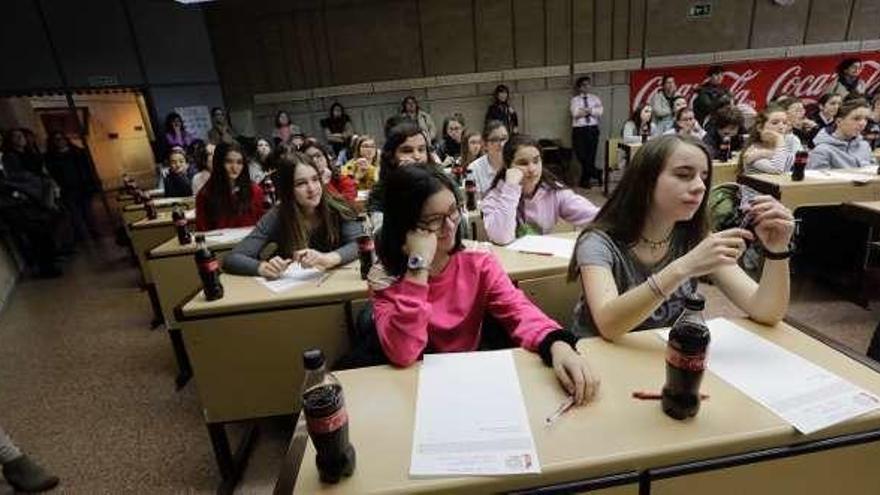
[162,148,194,198]
[195,142,265,231]
[301,142,357,203]
[370,164,598,404]
[481,134,599,245]
[569,135,794,339]
[663,107,706,140]
[702,105,745,160]
[341,135,380,190]
[737,104,801,175]
[807,97,877,170]
[367,120,432,230]
[467,120,508,196]
[621,104,659,144]
[223,150,359,278]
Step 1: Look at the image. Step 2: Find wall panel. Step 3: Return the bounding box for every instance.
[545,0,571,66]
[847,0,880,41]
[750,1,810,49]
[513,0,546,68]
[0,0,61,90]
[805,0,854,44]
[643,0,752,56]
[420,0,476,75]
[571,0,594,63]
[40,0,142,87]
[324,0,423,84]
[474,0,515,71]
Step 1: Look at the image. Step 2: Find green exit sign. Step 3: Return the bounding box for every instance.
[688,2,712,18]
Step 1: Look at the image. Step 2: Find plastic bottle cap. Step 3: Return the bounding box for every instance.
[303,349,325,370]
[194,234,206,243]
[684,293,705,311]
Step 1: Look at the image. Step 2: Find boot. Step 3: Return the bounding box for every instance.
[2,455,59,493]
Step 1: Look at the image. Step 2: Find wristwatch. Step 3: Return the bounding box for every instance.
[407,254,429,272]
[763,243,794,260]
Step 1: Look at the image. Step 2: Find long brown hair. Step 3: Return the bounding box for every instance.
[489,134,564,192]
[736,104,787,176]
[203,141,253,229]
[275,150,355,256]
[567,134,712,281]
[459,128,482,166]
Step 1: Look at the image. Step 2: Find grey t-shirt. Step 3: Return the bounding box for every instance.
[572,230,697,337]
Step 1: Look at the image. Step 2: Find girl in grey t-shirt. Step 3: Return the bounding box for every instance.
[568,135,795,339]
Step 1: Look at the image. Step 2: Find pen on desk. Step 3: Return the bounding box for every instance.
[545,396,576,427]
[315,271,334,286]
[517,250,553,257]
[632,391,710,400]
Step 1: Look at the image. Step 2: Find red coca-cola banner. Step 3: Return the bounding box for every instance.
[630,52,880,111]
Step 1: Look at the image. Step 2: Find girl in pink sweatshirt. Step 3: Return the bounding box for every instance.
[369,164,599,405]
[481,134,600,245]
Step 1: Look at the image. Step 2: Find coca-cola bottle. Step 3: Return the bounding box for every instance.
[464,173,478,211]
[791,150,808,182]
[301,349,356,483]
[194,234,224,301]
[719,136,732,162]
[262,177,276,209]
[356,214,374,280]
[134,187,146,205]
[172,204,192,245]
[661,293,710,420]
[451,164,464,187]
[122,174,136,195]
[144,194,158,220]
[640,125,650,144]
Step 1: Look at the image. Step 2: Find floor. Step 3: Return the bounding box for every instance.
[1,192,879,494]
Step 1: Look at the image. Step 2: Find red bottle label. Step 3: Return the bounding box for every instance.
[306,407,348,434]
[357,237,374,252]
[199,259,219,272]
[666,347,706,372]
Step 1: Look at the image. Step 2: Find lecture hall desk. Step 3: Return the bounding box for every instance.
[739,170,880,212]
[146,232,242,387]
[284,318,880,495]
[175,233,580,490]
[616,142,738,185]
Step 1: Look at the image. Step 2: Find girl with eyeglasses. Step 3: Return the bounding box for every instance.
[368,164,598,405]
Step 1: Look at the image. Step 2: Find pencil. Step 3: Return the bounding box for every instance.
[517,250,553,257]
[632,391,710,400]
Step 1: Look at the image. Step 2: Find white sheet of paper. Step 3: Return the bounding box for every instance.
[802,170,843,181]
[657,319,880,434]
[255,263,323,293]
[410,350,541,477]
[200,227,251,245]
[505,235,576,259]
[356,189,370,201]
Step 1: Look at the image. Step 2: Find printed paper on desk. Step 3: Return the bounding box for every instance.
[506,235,576,259]
[200,227,252,245]
[256,263,323,293]
[802,170,842,181]
[356,189,370,201]
[410,350,541,477]
[657,318,880,435]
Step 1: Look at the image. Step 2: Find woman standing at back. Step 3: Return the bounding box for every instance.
[485,84,518,134]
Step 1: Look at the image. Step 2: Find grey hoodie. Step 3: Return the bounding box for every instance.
[807,128,877,169]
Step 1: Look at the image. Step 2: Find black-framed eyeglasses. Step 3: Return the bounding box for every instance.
[416,207,462,233]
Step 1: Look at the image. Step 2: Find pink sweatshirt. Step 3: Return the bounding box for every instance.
[481,181,600,245]
[371,251,560,366]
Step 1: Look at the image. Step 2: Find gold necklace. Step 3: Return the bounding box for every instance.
[639,231,673,251]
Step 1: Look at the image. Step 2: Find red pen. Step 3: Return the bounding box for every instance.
[632,391,710,400]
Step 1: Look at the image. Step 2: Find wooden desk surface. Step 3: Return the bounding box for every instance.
[846,200,880,215]
[148,230,242,259]
[122,196,194,212]
[292,319,880,494]
[179,232,577,319]
[739,172,880,211]
[130,209,195,230]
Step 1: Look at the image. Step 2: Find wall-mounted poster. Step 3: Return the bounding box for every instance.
[173,105,211,140]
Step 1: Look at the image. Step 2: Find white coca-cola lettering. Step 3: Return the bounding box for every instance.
[633,52,880,112]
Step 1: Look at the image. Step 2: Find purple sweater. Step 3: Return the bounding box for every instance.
[481,180,600,245]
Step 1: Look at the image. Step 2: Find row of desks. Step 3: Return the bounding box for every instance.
[285,318,880,494]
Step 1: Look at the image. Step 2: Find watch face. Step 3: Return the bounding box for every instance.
[408,254,426,270]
